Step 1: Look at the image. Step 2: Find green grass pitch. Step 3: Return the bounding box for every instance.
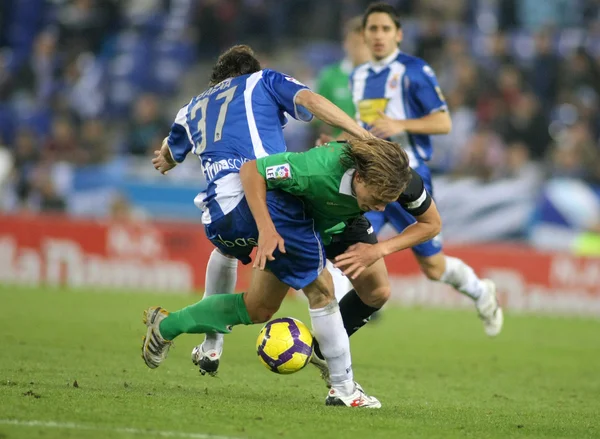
[1,285,599,439]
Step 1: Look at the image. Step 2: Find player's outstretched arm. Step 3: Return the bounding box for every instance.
[334,201,442,279]
[239,161,286,270]
[296,90,371,140]
[378,199,442,255]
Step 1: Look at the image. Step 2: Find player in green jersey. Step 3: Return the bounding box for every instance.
[316,17,371,137]
[240,139,442,385]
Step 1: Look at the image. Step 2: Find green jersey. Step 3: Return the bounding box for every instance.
[256,142,360,243]
[255,142,431,244]
[316,60,355,136]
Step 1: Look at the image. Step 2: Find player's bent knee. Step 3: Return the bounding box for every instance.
[247,305,279,324]
[420,262,445,281]
[363,286,390,308]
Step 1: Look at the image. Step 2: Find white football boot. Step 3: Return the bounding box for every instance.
[191,343,221,376]
[141,306,173,369]
[325,383,381,408]
[476,279,504,337]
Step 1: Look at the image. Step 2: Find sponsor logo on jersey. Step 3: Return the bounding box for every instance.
[266,164,291,180]
[357,98,389,124]
[203,157,249,181]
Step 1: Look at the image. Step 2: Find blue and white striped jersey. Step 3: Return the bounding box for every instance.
[167,69,313,224]
[350,49,447,166]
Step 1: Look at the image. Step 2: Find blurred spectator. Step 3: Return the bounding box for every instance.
[125,94,166,157]
[33,170,67,213]
[498,92,551,160]
[502,141,543,185]
[415,11,445,64]
[44,115,79,163]
[529,30,561,107]
[11,129,40,206]
[81,119,111,164]
[454,128,505,181]
[549,122,599,180]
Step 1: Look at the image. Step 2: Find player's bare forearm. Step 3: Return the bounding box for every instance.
[296,90,371,139]
[401,111,452,135]
[239,161,276,233]
[379,201,442,256]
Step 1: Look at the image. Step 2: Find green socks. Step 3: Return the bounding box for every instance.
[159,293,253,341]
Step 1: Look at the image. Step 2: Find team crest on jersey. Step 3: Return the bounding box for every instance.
[285,76,306,87]
[389,74,399,89]
[266,164,291,180]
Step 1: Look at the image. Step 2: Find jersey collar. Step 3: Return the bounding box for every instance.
[369,48,400,72]
[339,168,356,197]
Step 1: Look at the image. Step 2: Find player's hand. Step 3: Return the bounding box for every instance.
[255,228,286,270]
[152,139,177,175]
[333,243,384,279]
[315,133,334,146]
[370,111,405,138]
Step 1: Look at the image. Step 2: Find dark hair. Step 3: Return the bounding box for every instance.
[343,16,364,37]
[209,45,261,86]
[340,138,412,202]
[362,2,401,30]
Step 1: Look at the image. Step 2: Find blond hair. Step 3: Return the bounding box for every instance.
[340,138,412,202]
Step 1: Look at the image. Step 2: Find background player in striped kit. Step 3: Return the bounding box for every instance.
[333,2,503,338]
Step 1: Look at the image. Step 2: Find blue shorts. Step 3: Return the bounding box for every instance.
[204,191,325,290]
[365,162,443,257]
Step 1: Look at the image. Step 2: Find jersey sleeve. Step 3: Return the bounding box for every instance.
[166,104,194,163]
[397,168,432,216]
[410,63,448,114]
[261,69,314,122]
[255,151,310,195]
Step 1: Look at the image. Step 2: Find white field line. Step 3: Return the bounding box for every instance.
[0,419,243,439]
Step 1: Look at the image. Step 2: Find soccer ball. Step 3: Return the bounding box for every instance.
[256,317,314,374]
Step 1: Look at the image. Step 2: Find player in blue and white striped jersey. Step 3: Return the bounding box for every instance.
[333,3,503,338]
[144,45,381,408]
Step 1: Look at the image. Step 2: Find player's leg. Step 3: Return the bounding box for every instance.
[414,251,503,336]
[264,193,379,408]
[142,200,279,370]
[302,268,380,408]
[142,266,288,369]
[384,201,503,336]
[311,259,390,388]
[191,248,238,375]
[314,216,383,361]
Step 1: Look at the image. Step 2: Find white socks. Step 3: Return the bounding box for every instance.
[440,256,486,301]
[202,249,238,352]
[309,300,354,395]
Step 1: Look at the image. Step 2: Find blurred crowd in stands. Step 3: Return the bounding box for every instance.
[0,0,599,251]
